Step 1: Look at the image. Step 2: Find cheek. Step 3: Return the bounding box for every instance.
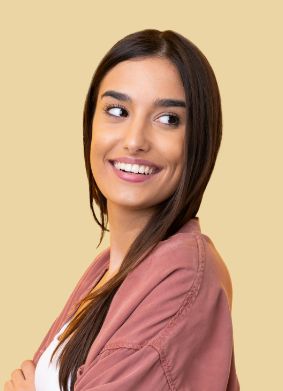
[167,137,185,188]
[90,126,107,162]
[91,118,118,154]
[90,137,103,181]
[168,136,185,171]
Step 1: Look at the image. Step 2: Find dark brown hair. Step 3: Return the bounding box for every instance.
[51,28,222,391]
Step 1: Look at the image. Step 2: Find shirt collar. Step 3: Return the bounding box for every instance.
[176,217,201,235]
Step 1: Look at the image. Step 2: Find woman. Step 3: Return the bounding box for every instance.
[5,29,240,390]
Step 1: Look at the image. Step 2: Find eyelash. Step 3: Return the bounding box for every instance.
[103,103,181,128]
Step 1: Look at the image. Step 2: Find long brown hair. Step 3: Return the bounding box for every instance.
[51,28,222,391]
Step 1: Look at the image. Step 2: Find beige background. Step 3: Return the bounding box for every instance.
[1,1,282,389]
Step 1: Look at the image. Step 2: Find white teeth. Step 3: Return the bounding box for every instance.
[113,161,155,175]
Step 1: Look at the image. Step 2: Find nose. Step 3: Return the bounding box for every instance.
[122,116,150,153]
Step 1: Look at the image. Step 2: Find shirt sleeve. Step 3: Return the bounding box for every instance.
[74,236,240,390]
[75,345,170,391]
[174,284,240,390]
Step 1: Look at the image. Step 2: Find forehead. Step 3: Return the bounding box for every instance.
[98,57,185,103]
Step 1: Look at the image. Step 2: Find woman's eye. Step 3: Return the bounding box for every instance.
[158,114,180,127]
[103,104,180,127]
[103,104,128,118]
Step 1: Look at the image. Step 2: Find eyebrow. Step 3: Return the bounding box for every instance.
[100,90,186,108]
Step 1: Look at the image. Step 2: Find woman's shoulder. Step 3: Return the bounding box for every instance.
[132,231,202,287]
[101,228,230,344]
[156,225,233,310]
[71,230,239,390]
[142,227,232,299]
[200,233,233,310]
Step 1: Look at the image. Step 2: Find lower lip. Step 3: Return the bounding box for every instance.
[108,161,161,183]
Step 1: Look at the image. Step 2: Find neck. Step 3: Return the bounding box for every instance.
[106,201,156,274]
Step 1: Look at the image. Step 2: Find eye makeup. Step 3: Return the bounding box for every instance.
[102,103,181,128]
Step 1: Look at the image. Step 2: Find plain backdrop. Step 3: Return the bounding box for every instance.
[1,1,282,389]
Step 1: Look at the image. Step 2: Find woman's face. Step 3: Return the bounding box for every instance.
[90,56,186,212]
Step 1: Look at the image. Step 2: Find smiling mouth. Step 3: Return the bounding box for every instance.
[107,160,162,183]
[109,160,161,175]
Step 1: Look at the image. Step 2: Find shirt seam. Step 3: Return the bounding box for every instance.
[98,233,206,390]
[95,345,173,390]
[149,233,205,348]
[99,233,205,351]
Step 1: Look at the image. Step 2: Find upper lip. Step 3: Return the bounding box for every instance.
[109,157,162,171]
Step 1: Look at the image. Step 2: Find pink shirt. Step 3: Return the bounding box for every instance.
[32,217,240,390]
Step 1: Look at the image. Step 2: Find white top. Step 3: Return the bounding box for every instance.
[35,319,72,391]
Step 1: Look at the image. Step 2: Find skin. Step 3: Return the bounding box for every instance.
[5,57,187,390]
[4,360,35,391]
[91,56,187,275]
